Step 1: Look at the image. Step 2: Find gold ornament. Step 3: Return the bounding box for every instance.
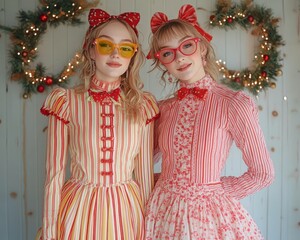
[269,82,276,89]
[23,93,29,99]
[276,70,282,76]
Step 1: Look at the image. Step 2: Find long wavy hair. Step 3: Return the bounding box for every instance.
[76,19,145,121]
[148,19,220,84]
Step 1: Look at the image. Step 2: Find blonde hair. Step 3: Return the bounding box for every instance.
[77,19,145,121]
[149,19,220,83]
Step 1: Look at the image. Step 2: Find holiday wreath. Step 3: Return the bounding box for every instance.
[0,0,98,98]
[208,0,284,95]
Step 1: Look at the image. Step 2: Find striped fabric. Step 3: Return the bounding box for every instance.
[145,75,275,239]
[37,79,159,240]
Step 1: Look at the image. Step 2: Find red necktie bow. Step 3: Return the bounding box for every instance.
[88,8,140,36]
[88,88,121,103]
[177,87,208,100]
[150,4,212,42]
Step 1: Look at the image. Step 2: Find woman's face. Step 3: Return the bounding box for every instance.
[90,21,135,82]
[158,35,206,84]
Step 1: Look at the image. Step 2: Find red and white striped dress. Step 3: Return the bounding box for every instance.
[145,75,275,240]
[37,78,159,240]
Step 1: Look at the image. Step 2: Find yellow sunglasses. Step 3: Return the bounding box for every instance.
[94,38,138,58]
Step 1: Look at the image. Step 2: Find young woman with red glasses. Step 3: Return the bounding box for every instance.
[36,8,159,240]
[145,4,274,239]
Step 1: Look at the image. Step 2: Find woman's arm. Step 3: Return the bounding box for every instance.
[134,121,155,206]
[221,92,275,200]
[42,115,69,239]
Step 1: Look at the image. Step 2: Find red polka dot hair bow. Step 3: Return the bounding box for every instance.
[88,8,140,36]
[150,4,212,42]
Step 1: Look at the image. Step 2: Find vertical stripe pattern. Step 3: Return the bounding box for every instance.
[38,87,159,240]
[145,75,274,239]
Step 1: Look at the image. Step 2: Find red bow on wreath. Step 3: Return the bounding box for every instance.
[150,4,212,41]
[88,8,140,36]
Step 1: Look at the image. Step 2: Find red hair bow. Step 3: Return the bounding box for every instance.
[88,8,140,36]
[150,4,212,42]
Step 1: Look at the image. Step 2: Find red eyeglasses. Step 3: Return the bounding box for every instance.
[155,38,201,64]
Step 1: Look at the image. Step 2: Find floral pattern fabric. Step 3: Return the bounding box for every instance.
[145,75,274,240]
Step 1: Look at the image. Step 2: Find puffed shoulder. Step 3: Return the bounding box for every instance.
[40,87,70,124]
[142,92,160,125]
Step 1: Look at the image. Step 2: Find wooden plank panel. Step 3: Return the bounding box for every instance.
[0,0,8,238]
[135,0,152,91]
[106,0,120,14]
[258,1,285,239]
[16,0,44,239]
[120,0,135,12]
[4,0,26,239]
[281,45,300,239]
[281,0,300,239]
[23,95,45,239]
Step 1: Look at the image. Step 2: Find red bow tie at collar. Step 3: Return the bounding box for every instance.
[177,87,208,100]
[88,88,121,103]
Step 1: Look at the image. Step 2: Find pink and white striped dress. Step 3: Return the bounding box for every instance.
[37,78,159,240]
[145,75,275,240]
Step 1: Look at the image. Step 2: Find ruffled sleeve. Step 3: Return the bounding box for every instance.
[40,87,70,124]
[142,92,160,125]
[40,87,70,239]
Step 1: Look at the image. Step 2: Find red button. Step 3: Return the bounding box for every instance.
[100,171,113,176]
[100,159,113,163]
[101,147,113,151]
[101,137,114,141]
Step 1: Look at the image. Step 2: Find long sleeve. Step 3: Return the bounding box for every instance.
[221,91,275,200]
[134,121,155,206]
[134,92,159,205]
[40,88,70,239]
[42,116,69,239]
[153,103,163,164]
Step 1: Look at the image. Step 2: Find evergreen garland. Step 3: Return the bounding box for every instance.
[209,0,284,95]
[0,0,99,98]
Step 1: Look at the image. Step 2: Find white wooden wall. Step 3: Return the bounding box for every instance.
[0,0,299,239]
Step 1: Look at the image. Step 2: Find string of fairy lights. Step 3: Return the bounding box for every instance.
[0,0,98,98]
[208,0,284,95]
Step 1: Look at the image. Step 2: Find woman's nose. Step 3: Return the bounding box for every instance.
[175,50,185,62]
[111,47,119,57]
